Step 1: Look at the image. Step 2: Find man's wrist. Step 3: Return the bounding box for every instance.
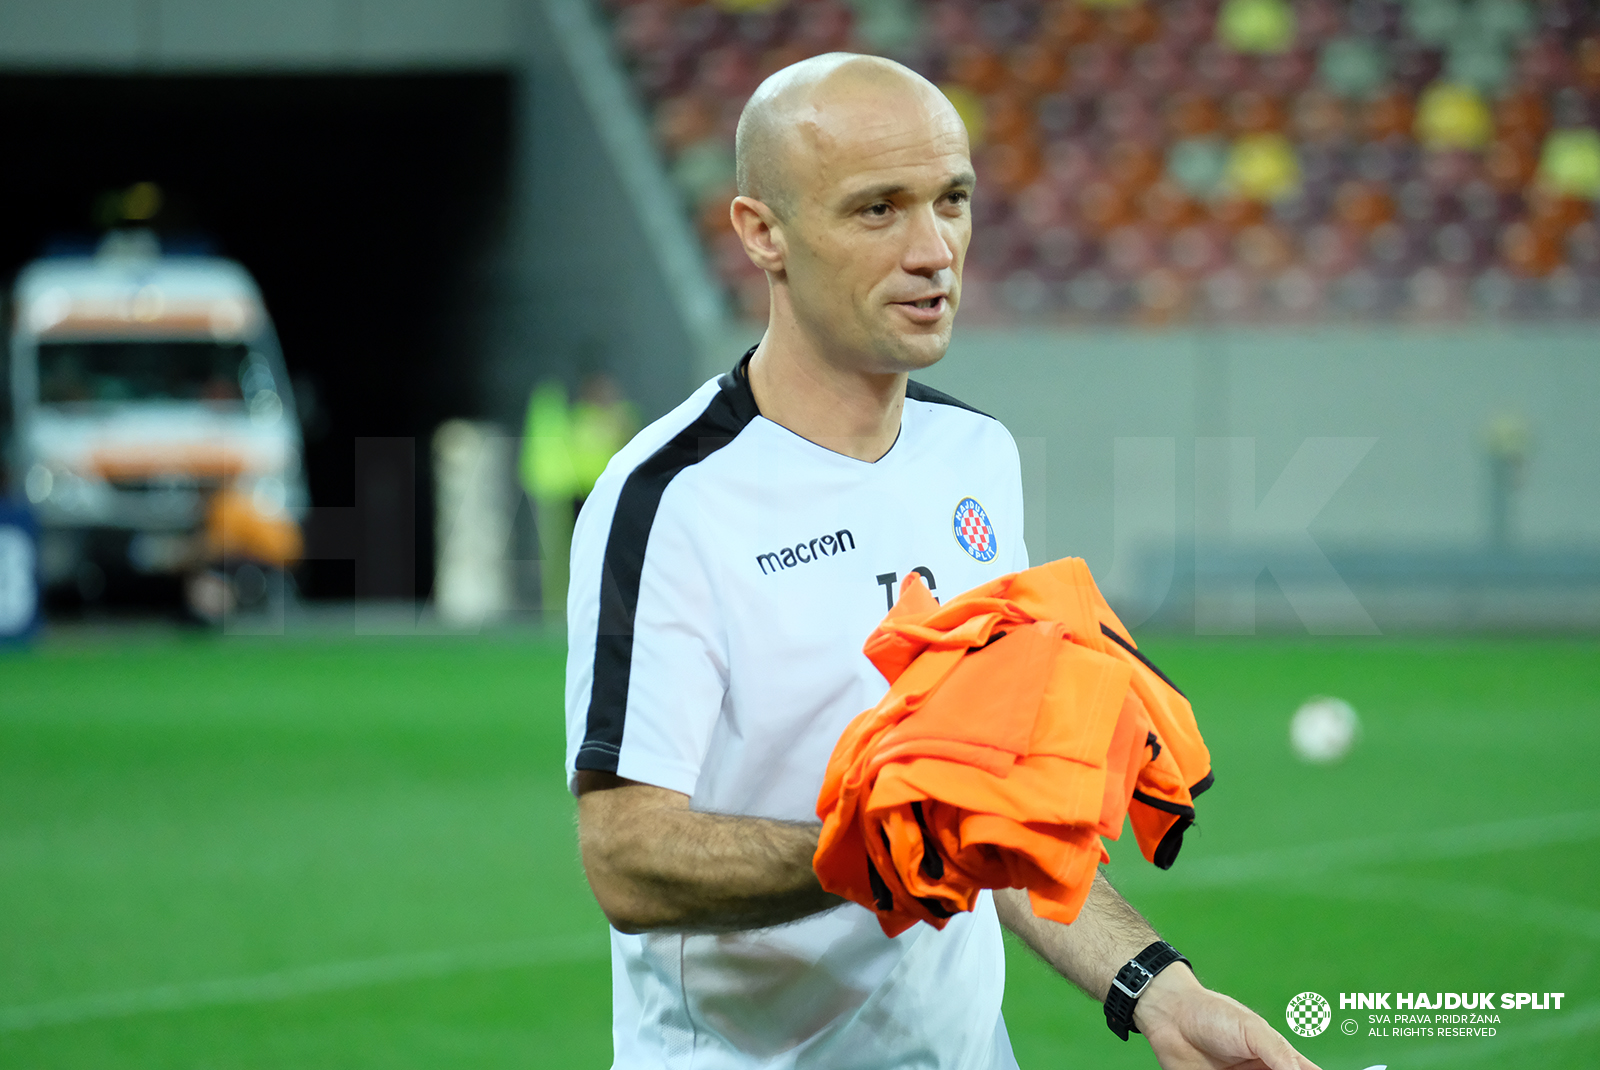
[1104,940,1194,1040]
[1129,959,1201,1035]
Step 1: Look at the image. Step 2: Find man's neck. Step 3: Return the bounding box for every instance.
[746,319,907,465]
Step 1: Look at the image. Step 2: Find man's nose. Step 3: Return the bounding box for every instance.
[902,206,956,276]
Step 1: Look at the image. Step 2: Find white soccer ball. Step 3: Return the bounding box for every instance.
[1289,696,1360,764]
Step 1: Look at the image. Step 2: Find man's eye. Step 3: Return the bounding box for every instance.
[946,191,970,206]
[865,203,892,217]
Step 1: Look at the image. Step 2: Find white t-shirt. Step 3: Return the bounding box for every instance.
[565,352,1030,1070]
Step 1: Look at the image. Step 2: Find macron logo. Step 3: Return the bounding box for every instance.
[757,529,856,575]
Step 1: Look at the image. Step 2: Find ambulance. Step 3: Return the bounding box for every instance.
[8,231,307,604]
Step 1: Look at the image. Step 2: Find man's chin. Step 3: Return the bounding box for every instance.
[876,323,954,373]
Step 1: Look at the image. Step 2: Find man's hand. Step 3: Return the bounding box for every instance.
[575,771,844,933]
[995,876,1320,1070]
[1134,964,1323,1070]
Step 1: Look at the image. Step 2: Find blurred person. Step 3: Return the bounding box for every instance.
[520,374,638,617]
[184,477,302,624]
[521,380,579,618]
[567,53,1319,1070]
[569,372,641,510]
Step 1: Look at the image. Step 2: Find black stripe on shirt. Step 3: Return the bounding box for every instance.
[575,353,760,773]
[906,379,991,418]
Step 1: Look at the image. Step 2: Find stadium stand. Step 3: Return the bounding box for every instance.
[601,0,1600,324]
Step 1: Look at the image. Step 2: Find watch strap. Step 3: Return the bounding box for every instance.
[1104,940,1190,1041]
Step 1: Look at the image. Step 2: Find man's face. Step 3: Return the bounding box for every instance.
[776,84,974,375]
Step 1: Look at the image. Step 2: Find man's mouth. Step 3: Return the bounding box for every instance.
[899,295,946,311]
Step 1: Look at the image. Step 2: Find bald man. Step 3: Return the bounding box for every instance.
[566,54,1320,1070]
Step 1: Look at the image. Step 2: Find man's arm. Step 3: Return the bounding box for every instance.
[995,873,1322,1070]
[994,869,1157,999]
[574,771,845,934]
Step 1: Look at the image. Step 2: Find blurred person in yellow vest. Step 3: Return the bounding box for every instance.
[521,373,638,617]
[185,478,304,623]
[571,373,640,501]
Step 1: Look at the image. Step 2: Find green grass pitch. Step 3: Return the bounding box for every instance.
[1,632,1595,1068]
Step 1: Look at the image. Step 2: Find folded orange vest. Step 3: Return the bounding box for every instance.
[813,557,1212,938]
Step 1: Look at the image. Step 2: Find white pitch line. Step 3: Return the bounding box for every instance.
[0,933,608,1035]
[1116,809,1600,891]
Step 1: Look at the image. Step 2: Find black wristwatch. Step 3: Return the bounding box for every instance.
[1104,940,1190,1041]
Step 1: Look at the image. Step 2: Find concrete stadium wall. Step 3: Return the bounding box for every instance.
[490,0,724,426]
[0,0,517,69]
[917,325,1600,630]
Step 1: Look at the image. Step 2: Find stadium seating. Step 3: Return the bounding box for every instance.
[603,0,1600,324]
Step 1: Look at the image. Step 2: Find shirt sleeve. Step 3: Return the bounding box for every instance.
[565,479,727,797]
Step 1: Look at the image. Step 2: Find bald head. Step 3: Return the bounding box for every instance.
[734,53,966,218]
[728,51,973,376]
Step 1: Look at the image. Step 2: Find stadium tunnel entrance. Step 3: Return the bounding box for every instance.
[0,73,514,605]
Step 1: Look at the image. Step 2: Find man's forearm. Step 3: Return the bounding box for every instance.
[994,868,1159,1000]
[576,773,844,933]
[997,872,1320,1068]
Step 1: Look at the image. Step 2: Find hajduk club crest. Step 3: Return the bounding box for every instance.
[952,497,997,562]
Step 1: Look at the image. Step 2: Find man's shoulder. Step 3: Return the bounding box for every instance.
[904,380,1019,467]
[592,373,759,497]
[905,378,992,420]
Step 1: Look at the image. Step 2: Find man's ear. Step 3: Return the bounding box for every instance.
[730,195,787,274]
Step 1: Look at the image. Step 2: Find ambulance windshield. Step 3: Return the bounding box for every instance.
[37,341,251,406]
